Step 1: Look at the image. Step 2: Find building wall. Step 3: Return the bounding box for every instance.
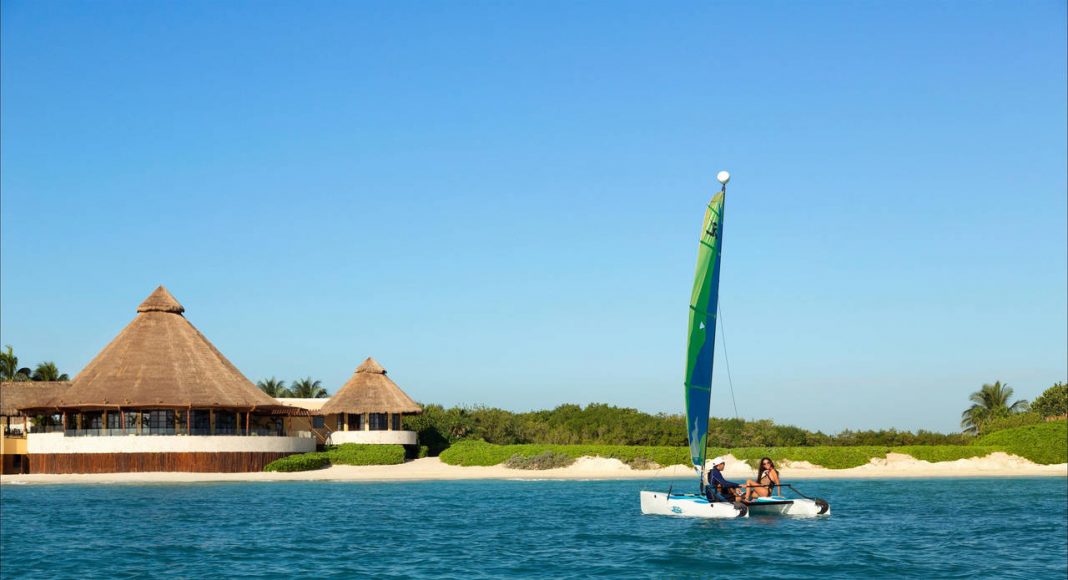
[328,430,417,445]
[29,452,296,473]
[1,435,28,455]
[28,432,315,454]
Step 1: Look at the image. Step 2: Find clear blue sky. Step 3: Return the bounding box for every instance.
[2,1,1065,434]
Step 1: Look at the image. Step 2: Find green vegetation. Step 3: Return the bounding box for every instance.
[504,451,576,470]
[439,440,691,468]
[286,377,329,398]
[262,444,406,472]
[975,421,1068,465]
[891,445,1001,463]
[404,403,969,457]
[326,444,405,466]
[1031,382,1067,418]
[264,452,329,472]
[30,361,69,382]
[0,345,70,382]
[439,440,1049,470]
[982,412,1043,433]
[256,377,291,398]
[255,376,330,398]
[440,440,877,470]
[960,381,1029,435]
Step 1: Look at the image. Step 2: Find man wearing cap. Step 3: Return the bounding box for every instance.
[705,456,744,502]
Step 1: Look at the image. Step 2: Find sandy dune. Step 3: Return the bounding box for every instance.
[2,453,1065,485]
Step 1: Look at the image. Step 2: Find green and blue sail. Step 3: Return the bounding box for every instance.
[685,190,725,477]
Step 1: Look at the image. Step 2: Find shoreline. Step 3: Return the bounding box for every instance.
[2,453,1065,485]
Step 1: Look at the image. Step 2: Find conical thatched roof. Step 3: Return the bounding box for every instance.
[46,286,285,411]
[319,358,423,415]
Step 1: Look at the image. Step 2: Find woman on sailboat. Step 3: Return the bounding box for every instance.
[745,457,781,501]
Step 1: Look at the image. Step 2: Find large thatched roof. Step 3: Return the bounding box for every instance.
[0,381,71,416]
[319,358,422,415]
[40,286,286,411]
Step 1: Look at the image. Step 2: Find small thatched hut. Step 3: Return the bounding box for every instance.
[19,286,314,474]
[318,358,422,445]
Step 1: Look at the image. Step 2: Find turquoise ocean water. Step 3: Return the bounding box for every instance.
[2,477,1066,578]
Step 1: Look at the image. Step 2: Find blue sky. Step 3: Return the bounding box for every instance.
[2,1,1065,434]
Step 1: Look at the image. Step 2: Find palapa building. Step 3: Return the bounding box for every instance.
[18,286,315,473]
[317,357,422,445]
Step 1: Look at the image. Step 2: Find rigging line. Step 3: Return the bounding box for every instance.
[717,303,740,420]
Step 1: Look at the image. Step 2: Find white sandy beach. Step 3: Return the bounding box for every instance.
[1,453,1064,485]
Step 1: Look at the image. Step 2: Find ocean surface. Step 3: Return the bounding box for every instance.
[2,477,1066,578]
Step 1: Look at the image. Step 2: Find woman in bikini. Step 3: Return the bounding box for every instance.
[744,457,781,501]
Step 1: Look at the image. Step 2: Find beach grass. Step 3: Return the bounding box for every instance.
[439,438,1062,470]
[975,420,1067,465]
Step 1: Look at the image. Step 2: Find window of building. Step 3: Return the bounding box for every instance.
[124,411,140,432]
[82,412,103,432]
[145,410,175,434]
[369,413,388,431]
[312,416,325,429]
[348,414,362,431]
[215,411,237,435]
[391,414,401,431]
[191,410,210,434]
[107,413,123,430]
[336,414,344,430]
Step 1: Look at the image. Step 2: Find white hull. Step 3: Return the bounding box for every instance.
[640,491,748,518]
[747,496,830,517]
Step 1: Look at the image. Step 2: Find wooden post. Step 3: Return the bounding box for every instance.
[364,413,369,431]
[387,413,392,431]
[121,408,126,434]
[23,416,28,435]
[246,410,251,435]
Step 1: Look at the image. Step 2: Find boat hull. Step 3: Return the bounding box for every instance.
[747,496,830,516]
[640,491,748,518]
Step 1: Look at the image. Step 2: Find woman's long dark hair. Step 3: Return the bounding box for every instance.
[757,457,777,483]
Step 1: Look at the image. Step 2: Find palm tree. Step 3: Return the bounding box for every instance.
[31,361,70,382]
[0,345,32,381]
[961,381,1029,435]
[289,377,328,399]
[257,377,291,398]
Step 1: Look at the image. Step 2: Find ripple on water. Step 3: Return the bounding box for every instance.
[1,478,1065,578]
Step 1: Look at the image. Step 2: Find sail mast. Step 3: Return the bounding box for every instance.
[685,171,729,491]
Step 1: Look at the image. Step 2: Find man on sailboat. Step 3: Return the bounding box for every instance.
[705,457,744,502]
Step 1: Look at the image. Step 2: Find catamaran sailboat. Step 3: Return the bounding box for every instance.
[639,171,829,519]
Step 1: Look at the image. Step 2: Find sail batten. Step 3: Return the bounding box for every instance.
[684,191,725,478]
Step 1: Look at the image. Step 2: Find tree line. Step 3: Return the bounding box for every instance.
[402,403,976,456]
[0,345,69,382]
[256,377,329,398]
[961,380,1067,435]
